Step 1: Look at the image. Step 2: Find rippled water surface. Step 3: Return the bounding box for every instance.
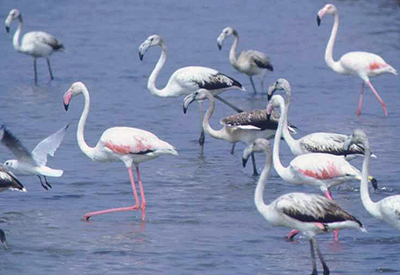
[1,0,400,274]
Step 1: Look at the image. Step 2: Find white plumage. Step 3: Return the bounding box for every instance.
[317,4,397,116]
[0,125,67,190]
[345,129,400,231]
[243,138,365,275]
[5,9,64,85]
[217,27,273,94]
[63,82,178,221]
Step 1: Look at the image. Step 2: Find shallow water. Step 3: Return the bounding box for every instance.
[1,0,400,274]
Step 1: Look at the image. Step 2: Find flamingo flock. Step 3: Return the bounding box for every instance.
[1,3,399,275]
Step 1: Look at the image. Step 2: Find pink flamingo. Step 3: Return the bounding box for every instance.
[317,4,397,116]
[268,94,376,241]
[63,82,178,221]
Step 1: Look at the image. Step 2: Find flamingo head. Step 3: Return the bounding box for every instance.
[317,4,337,26]
[242,139,271,167]
[266,94,285,120]
[5,9,21,33]
[267,78,290,101]
[183,89,211,114]
[63,82,87,111]
[217,27,236,50]
[138,34,164,61]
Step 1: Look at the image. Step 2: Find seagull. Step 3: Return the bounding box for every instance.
[0,125,68,190]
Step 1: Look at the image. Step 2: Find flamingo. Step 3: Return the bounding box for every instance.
[344,129,400,231]
[317,4,397,117]
[63,82,178,221]
[138,34,245,157]
[217,27,273,94]
[242,138,366,275]
[268,94,376,241]
[267,78,374,159]
[5,9,64,85]
[0,125,68,190]
[183,89,295,175]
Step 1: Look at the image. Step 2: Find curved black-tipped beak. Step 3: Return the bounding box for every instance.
[0,229,7,250]
[5,26,9,33]
[242,157,249,167]
[139,52,144,61]
[217,43,222,50]
[267,94,272,101]
[370,177,378,190]
[64,103,69,111]
[317,16,321,26]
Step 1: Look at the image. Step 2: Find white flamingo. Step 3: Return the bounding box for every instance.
[345,129,400,231]
[183,89,294,175]
[138,34,245,156]
[317,4,397,117]
[0,125,68,190]
[5,9,64,85]
[217,27,273,94]
[268,94,376,241]
[267,78,374,159]
[63,82,178,221]
[243,138,366,275]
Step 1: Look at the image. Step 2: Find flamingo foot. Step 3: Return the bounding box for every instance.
[355,108,362,117]
[286,229,300,241]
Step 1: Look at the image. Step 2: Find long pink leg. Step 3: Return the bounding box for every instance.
[83,167,141,221]
[324,190,339,242]
[136,166,146,221]
[356,82,365,117]
[366,81,388,116]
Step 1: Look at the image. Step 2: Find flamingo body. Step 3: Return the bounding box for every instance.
[5,9,64,84]
[317,4,397,116]
[63,82,177,221]
[0,166,25,192]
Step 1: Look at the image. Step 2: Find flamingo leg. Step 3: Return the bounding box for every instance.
[46,58,54,80]
[313,238,329,275]
[230,143,236,155]
[214,95,244,113]
[83,167,140,221]
[136,166,147,221]
[366,81,388,116]
[286,229,300,241]
[309,239,318,275]
[356,82,365,117]
[249,76,257,94]
[33,58,38,85]
[198,101,205,157]
[323,190,339,242]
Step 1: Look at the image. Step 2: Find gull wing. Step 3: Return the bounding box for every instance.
[0,125,36,165]
[31,124,69,166]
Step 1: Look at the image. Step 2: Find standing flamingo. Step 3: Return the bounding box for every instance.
[267,78,374,159]
[317,4,397,116]
[183,89,295,175]
[0,125,68,190]
[217,27,273,94]
[242,138,366,275]
[344,129,400,231]
[5,9,64,85]
[138,34,245,156]
[63,82,178,221]
[268,94,376,241]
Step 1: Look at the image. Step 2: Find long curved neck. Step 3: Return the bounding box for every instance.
[12,17,23,52]
[229,31,239,66]
[77,88,96,159]
[325,12,345,73]
[254,147,273,214]
[360,139,379,216]
[281,89,297,149]
[147,42,170,97]
[272,99,289,178]
[203,94,230,140]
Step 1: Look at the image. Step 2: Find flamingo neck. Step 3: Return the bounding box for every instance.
[77,88,96,159]
[281,89,297,149]
[324,12,345,74]
[12,17,23,52]
[254,147,273,216]
[360,139,379,217]
[202,93,230,140]
[229,31,239,67]
[272,99,289,179]
[147,42,170,97]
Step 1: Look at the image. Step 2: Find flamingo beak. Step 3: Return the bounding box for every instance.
[139,51,144,61]
[217,43,222,50]
[369,176,378,190]
[5,26,9,33]
[317,16,321,26]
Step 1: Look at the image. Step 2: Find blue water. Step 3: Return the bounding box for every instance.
[1,0,400,274]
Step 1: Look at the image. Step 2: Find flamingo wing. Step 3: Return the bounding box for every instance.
[31,124,69,166]
[25,31,64,51]
[246,51,273,71]
[221,109,278,131]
